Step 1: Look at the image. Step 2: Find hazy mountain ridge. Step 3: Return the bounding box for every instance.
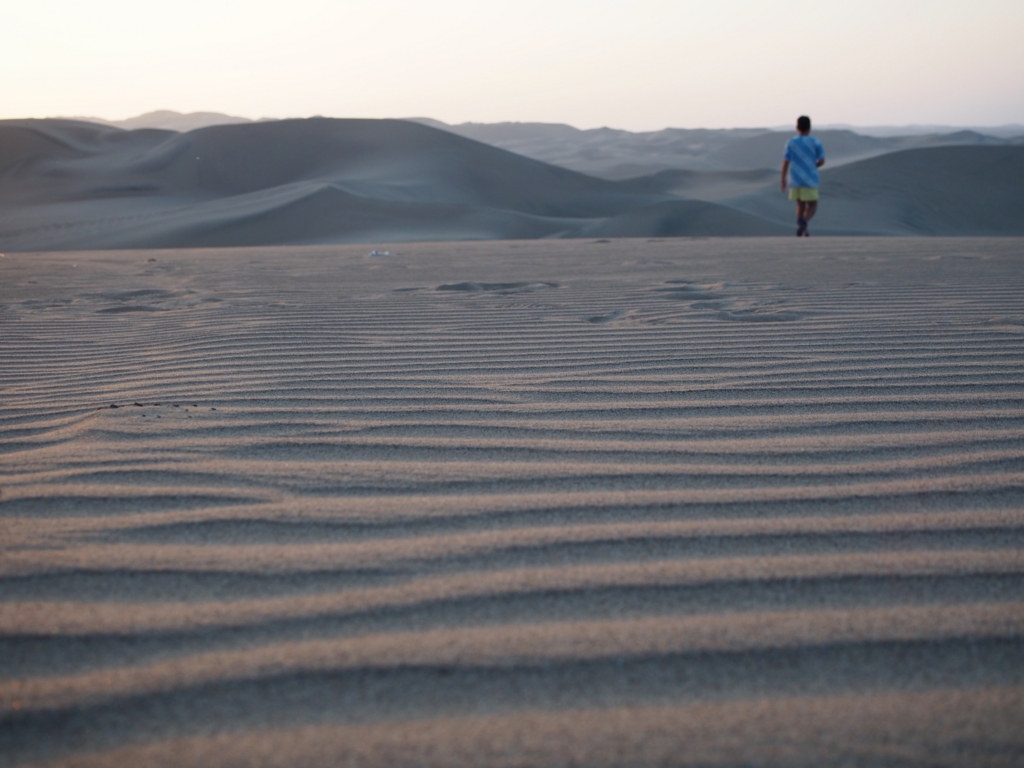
[64,110,267,132]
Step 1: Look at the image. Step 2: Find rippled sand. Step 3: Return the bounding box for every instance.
[2,238,1023,767]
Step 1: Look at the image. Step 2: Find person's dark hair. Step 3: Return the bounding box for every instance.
[797,115,811,132]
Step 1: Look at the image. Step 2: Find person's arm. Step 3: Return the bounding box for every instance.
[816,158,825,168]
[781,159,789,191]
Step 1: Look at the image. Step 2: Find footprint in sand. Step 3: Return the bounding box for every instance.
[655,281,728,302]
[717,307,804,322]
[585,309,631,324]
[436,282,558,295]
[84,288,205,314]
[13,298,76,313]
[656,281,804,322]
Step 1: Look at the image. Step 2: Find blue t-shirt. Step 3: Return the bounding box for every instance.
[784,135,826,188]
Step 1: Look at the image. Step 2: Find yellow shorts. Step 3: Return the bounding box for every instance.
[789,187,820,202]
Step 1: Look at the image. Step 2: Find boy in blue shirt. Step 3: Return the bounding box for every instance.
[781,115,826,236]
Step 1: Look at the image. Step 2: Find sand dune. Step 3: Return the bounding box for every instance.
[0,117,795,248]
[420,119,1017,178]
[1,238,1023,766]
[0,118,632,210]
[728,146,1024,235]
[0,118,669,249]
[818,146,1024,234]
[1,119,1022,248]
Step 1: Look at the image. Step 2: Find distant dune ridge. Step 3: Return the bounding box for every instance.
[1,115,1022,249]
[414,118,1018,177]
[2,238,1023,765]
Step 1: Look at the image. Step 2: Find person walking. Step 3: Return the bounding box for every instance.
[781,115,825,236]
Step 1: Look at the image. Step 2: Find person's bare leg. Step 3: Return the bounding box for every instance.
[796,200,808,236]
[801,201,817,236]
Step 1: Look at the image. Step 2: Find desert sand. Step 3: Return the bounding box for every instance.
[1,237,1023,767]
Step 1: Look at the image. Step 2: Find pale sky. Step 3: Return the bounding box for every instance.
[2,0,1022,130]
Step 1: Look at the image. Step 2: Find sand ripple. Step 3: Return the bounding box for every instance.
[1,238,1023,766]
